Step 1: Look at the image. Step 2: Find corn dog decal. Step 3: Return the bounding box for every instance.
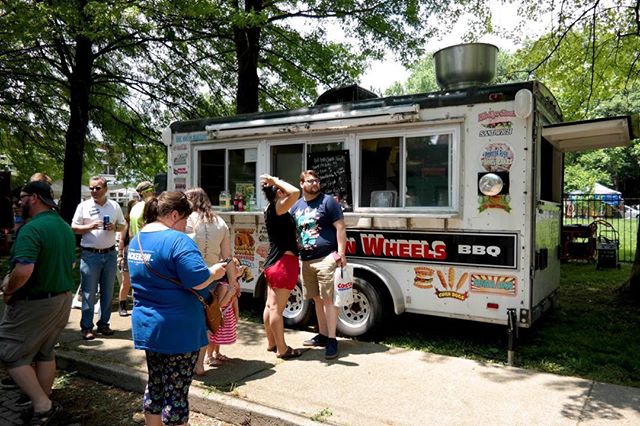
[434,267,469,301]
[456,273,468,291]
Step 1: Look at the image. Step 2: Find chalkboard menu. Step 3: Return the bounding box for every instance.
[307,150,353,212]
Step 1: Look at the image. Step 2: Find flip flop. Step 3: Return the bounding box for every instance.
[277,346,303,360]
[215,354,229,361]
[30,400,62,425]
[266,346,277,353]
[209,358,223,367]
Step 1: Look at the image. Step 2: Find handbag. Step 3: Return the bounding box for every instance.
[333,265,354,307]
[136,234,224,333]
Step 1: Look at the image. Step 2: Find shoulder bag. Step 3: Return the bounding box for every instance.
[136,233,224,334]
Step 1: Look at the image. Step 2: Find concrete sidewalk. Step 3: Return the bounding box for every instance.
[46,308,640,426]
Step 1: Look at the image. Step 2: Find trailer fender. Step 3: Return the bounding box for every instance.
[349,262,405,315]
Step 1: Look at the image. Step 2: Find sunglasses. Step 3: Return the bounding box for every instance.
[89,186,103,191]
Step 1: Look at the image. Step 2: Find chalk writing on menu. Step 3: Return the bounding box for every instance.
[307,150,352,212]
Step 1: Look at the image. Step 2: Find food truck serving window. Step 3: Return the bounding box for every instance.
[197,145,257,205]
[358,127,457,209]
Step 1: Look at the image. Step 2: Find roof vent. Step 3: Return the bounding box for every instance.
[315,84,378,105]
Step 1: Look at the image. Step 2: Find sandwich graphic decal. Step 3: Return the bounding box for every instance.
[413,266,435,289]
[478,109,515,137]
[434,267,469,301]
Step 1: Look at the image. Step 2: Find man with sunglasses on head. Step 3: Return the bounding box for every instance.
[71,176,125,340]
[291,170,347,360]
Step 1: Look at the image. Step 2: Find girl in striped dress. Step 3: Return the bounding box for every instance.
[206,262,242,366]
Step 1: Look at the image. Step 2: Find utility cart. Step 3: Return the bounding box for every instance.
[561,223,597,263]
[593,219,620,269]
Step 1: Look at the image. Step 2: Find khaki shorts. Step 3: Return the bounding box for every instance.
[300,254,338,301]
[0,292,72,369]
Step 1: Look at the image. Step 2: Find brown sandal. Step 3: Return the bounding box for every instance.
[277,346,303,360]
[267,346,277,352]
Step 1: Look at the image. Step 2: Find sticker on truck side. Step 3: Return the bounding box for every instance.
[345,230,518,269]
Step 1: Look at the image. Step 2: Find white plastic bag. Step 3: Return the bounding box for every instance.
[71,285,82,309]
[70,285,101,316]
[333,266,354,307]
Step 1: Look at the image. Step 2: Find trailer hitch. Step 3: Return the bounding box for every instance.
[507,308,518,366]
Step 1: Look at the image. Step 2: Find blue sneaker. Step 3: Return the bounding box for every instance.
[303,333,327,347]
[325,338,338,359]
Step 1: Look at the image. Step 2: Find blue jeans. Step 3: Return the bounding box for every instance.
[80,250,117,331]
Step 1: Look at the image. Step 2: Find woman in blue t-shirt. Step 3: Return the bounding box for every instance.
[128,191,228,426]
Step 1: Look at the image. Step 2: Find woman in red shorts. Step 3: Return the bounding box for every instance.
[260,174,303,359]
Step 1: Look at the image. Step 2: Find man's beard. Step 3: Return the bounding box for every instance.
[305,186,320,196]
[21,203,31,220]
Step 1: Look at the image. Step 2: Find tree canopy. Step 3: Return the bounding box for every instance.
[1,0,498,222]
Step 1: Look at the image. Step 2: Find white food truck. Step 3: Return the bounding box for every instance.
[162,44,636,343]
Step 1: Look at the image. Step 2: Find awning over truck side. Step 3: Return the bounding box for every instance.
[542,115,638,152]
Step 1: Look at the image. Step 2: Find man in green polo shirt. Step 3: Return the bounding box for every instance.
[0,181,75,424]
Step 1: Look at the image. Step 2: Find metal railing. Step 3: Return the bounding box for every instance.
[561,195,639,263]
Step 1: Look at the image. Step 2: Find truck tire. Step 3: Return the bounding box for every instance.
[283,281,313,328]
[336,276,383,338]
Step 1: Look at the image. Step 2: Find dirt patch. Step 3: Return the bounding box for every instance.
[7,369,232,425]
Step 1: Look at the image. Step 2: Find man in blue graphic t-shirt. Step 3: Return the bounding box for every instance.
[291,169,347,360]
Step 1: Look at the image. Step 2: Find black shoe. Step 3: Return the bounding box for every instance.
[303,333,328,347]
[14,393,31,407]
[0,376,18,389]
[97,325,114,336]
[325,338,339,360]
[118,301,129,317]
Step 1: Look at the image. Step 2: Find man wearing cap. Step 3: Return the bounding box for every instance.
[0,181,75,423]
[71,176,125,340]
[128,180,155,237]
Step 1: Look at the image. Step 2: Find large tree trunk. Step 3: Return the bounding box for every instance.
[234,0,262,114]
[59,34,93,224]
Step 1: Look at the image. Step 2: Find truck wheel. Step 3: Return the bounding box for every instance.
[283,281,313,328]
[337,276,383,338]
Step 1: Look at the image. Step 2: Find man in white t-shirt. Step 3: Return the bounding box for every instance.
[72,176,125,340]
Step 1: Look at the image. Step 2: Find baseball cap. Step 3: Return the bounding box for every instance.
[136,181,154,194]
[22,181,58,210]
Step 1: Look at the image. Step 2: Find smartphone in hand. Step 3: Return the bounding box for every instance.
[219,257,233,265]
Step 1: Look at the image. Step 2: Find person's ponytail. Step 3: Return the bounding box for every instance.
[143,197,160,224]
